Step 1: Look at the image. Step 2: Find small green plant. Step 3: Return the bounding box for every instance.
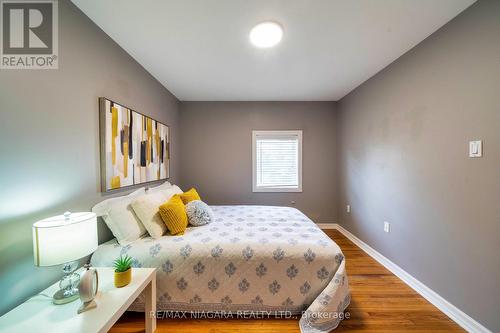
[113,255,132,272]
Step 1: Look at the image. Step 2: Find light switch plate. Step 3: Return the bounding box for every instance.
[469,140,482,157]
[384,221,391,233]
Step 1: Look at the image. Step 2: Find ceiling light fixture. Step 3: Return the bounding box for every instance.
[249,21,283,48]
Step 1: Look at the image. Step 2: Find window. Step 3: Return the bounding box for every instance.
[252,130,302,192]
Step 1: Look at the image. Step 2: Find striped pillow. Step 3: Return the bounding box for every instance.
[158,194,188,235]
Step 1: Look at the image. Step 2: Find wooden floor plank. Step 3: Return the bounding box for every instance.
[110,229,463,332]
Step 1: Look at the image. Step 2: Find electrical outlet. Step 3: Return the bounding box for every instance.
[384,221,391,233]
[346,205,351,213]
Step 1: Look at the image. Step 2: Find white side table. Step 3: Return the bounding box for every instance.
[0,267,157,333]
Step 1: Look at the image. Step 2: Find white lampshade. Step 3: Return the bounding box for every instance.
[33,212,98,266]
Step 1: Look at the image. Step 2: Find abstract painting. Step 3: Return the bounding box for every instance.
[99,97,170,191]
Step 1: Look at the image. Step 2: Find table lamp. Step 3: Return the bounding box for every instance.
[32,211,98,304]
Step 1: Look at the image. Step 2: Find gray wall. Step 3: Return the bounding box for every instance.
[1,0,498,331]
[179,102,338,224]
[337,0,500,331]
[0,0,180,315]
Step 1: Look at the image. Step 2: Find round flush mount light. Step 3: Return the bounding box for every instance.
[249,21,283,48]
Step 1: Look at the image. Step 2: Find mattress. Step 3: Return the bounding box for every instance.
[91,205,350,332]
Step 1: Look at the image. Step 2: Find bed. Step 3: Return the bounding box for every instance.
[91,205,350,333]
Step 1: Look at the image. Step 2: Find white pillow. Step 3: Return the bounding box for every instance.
[92,187,145,216]
[148,181,174,192]
[92,187,147,245]
[130,186,183,238]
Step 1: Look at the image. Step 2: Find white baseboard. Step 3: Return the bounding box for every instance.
[316,223,337,229]
[320,223,491,333]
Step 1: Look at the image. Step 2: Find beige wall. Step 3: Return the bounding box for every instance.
[179,102,338,223]
[0,0,180,315]
[337,0,500,331]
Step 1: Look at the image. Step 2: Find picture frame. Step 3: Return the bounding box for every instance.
[99,97,170,192]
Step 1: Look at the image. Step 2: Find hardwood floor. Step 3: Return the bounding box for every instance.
[110,229,463,332]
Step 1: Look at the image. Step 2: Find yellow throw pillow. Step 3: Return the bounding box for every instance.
[158,194,188,235]
[180,188,201,204]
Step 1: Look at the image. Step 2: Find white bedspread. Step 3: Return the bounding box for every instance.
[91,205,350,332]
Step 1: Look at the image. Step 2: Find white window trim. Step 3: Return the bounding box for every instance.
[252,130,303,193]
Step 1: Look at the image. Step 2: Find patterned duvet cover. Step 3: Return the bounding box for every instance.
[91,205,350,332]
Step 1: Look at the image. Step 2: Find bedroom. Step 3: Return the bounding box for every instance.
[0,0,498,332]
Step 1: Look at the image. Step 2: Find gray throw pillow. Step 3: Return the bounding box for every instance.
[185,200,214,226]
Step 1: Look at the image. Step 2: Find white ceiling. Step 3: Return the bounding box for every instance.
[72,0,475,101]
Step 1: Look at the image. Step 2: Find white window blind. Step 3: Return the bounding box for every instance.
[252,130,302,192]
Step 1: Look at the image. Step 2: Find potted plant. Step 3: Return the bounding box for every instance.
[113,255,132,288]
